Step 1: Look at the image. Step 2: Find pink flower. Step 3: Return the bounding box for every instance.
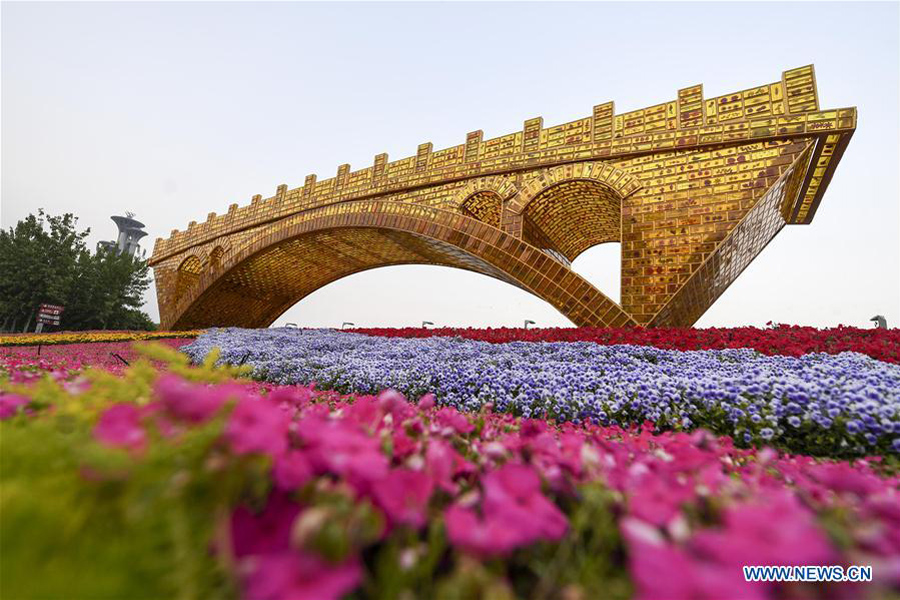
[391,429,417,459]
[0,394,29,420]
[625,532,767,600]
[417,393,436,411]
[241,551,361,600]
[371,468,433,528]
[481,463,568,541]
[267,385,316,409]
[444,504,523,557]
[273,450,314,491]
[690,491,836,567]
[628,476,695,527]
[434,407,474,435]
[425,439,459,493]
[93,403,146,451]
[446,463,567,556]
[156,374,230,423]
[225,398,289,457]
[343,395,382,431]
[231,492,302,558]
[297,417,388,493]
[377,389,415,421]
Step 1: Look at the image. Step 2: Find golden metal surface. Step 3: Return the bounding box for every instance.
[150,66,854,329]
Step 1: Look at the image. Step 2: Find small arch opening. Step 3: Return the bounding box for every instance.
[460,191,502,228]
[521,179,621,262]
[208,246,225,270]
[174,255,203,300]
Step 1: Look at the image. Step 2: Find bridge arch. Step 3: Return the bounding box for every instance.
[164,201,637,330]
[510,162,641,263]
[454,176,518,228]
[509,162,641,214]
[208,245,225,270]
[173,255,203,302]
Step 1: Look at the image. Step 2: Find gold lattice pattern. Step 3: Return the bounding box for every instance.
[461,191,502,228]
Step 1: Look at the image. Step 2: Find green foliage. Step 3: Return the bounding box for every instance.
[0,345,255,599]
[0,210,154,332]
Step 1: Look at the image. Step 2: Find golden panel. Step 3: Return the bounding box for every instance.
[150,66,853,330]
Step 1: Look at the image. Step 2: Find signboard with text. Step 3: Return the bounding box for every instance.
[36,304,65,327]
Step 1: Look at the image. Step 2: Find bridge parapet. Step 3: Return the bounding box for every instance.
[150,66,855,265]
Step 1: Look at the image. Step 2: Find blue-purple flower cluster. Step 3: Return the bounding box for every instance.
[183,328,900,455]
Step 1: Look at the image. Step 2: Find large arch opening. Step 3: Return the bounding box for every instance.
[163,201,636,330]
[521,179,621,263]
[571,241,621,305]
[173,228,533,329]
[271,264,578,328]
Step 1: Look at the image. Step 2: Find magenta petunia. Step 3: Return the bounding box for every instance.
[690,491,837,568]
[155,374,230,423]
[0,394,29,420]
[225,397,290,457]
[446,463,567,557]
[417,393,436,411]
[625,533,768,600]
[231,492,302,558]
[371,468,433,529]
[273,450,314,491]
[377,389,416,422]
[93,403,146,451]
[241,550,362,600]
[434,407,474,435]
[297,417,388,493]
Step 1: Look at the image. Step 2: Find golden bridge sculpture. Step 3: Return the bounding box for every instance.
[149,66,855,329]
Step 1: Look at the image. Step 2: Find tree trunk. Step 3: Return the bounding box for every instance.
[22,309,34,333]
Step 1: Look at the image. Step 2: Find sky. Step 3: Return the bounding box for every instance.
[2,1,898,330]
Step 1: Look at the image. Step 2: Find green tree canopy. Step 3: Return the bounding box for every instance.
[0,210,155,332]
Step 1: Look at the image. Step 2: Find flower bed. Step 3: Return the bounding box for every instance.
[183,329,900,457]
[0,329,202,347]
[2,345,898,599]
[351,325,900,364]
[0,338,195,382]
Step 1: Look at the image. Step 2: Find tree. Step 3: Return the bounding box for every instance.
[0,211,156,332]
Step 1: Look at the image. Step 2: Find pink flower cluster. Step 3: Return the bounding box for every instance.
[0,338,194,379]
[85,376,900,600]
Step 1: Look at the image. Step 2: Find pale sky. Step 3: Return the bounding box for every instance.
[2,2,898,329]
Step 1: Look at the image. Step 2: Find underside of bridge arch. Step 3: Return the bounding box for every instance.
[164,203,638,330]
[521,179,622,264]
[460,191,502,228]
